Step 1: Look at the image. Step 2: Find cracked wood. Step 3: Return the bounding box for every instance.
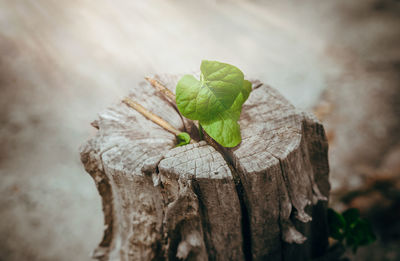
[80,74,330,261]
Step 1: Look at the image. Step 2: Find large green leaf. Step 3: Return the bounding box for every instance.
[200,110,241,148]
[175,75,205,120]
[176,60,244,121]
[175,60,251,148]
[229,80,252,120]
[200,80,251,147]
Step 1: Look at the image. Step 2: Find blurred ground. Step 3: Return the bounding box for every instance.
[0,0,399,260]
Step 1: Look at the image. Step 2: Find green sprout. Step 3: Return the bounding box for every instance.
[176,132,191,147]
[327,208,376,253]
[175,60,252,147]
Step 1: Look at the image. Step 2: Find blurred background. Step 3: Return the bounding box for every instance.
[0,0,399,260]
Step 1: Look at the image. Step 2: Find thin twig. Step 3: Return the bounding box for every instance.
[145,76,193,136]
[145,77,176,102]
[122,97,194,143]
[122,97,179,136]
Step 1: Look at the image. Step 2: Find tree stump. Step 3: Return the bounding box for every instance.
[80,75,330,261]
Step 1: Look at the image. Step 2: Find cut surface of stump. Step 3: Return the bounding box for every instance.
[80,74,330,261]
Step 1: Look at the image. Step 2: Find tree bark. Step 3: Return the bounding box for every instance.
[80,74,330,261]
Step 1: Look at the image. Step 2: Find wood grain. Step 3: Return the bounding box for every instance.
[80,75,330,261]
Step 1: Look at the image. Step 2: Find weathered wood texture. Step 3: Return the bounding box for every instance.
[80,75,330,261]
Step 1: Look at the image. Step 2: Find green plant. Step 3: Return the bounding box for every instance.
[175,60,252,147]
[327,208,376,253]
[176,132,191,147]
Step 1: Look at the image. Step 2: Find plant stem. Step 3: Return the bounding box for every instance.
[123,97,194,144]
[198,123,204,140]
[145,77,176,102]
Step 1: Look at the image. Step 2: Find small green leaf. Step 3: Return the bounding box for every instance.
[355,220,376,246]
[176,132,191,147]
[328,208,376,254]
[345,216,376,253]
[201,110,241,147]
[176,60,244,121]
[327,208,346,241]
[343,208,360,226]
